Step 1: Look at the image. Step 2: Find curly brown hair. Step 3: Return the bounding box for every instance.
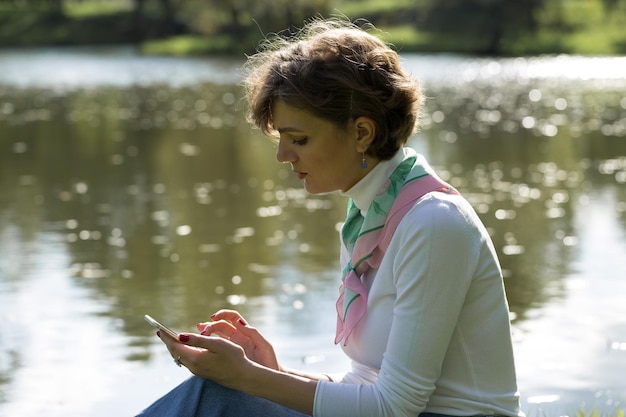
[242,17,423,161]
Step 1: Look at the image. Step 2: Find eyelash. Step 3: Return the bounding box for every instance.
[292,137,308,146]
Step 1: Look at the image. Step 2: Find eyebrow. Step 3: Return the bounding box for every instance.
[276,126,304,134]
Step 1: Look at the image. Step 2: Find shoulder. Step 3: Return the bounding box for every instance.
[410,191,477,224]
[394,191,486,243]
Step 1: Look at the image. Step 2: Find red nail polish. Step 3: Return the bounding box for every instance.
[238,319,247,326]
[156,330,161,337]
[179,334,190,343]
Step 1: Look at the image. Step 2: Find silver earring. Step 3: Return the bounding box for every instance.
[361,152,367,169]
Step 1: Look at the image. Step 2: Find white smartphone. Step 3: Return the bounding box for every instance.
[144,314,179,339]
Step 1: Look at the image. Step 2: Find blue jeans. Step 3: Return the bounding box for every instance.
[136,376,310,417]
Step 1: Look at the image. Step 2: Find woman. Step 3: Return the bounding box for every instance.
[137,18,524,417]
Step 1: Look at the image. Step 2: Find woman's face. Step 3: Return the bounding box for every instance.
[271,99,373,194]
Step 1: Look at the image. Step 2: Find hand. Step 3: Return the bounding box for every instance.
[197,310,281,371]
[158,331,255,390]
[159,331,317,416]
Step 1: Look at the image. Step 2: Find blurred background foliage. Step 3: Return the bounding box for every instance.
[0,0,625,55]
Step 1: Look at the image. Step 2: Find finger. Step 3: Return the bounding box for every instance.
[226,321,269,353]
[158,332,214,367]
[157,331,188,366]
[170,352,184,367]
[210,310,248,326]
[198,320,237,337]
[157,330,183,351]
[179,332,240,355]
[196,322,210,332]
[232,320,265,342]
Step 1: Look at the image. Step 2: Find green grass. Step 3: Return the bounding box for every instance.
[140,35,233,56]
[500,29,571,56]
[566,26,626,55]
[376,25,429,51]
[576,407,625,417]
[375,24,488,54]
[335,0,419,16]
[63,0,131,18]
[534,0,626,55]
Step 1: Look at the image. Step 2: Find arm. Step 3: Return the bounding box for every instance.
[280,367,334,382]
[315,195,484,415]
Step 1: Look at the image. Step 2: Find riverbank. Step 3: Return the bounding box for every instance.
[1,1,625,56]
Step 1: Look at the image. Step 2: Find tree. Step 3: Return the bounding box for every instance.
[420,0,544,54]
[130,0,186,40]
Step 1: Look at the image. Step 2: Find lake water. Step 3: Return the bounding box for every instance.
[0,46,625,416]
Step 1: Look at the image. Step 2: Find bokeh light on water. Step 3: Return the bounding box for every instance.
[0,49,625,416]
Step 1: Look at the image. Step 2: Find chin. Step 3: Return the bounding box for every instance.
[303,185,318,195]
[303,182,320,195]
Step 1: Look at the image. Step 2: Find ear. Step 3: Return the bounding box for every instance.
[353,116,376,153]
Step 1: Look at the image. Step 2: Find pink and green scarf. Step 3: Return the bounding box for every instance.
[335,154,459,346]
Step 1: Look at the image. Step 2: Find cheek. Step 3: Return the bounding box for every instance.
[320,154,348,180]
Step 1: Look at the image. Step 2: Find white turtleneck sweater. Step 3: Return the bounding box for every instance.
[313,148,523,417]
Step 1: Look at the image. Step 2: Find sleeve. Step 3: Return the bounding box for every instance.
[314,195,483,416]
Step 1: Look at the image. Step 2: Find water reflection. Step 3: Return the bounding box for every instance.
[0,51,625,416]
[0,46,242,89]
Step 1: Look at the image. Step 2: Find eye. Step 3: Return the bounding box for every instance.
[292,137,308,146]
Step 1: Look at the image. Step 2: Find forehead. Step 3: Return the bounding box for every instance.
[271,99,331,133]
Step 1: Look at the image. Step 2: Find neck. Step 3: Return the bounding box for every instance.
[342,149,408,214]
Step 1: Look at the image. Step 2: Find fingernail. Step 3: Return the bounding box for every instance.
[179,334,190,343]
[156,330,161,337]
[238,319,247,326]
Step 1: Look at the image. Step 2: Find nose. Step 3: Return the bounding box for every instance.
[275,139,297,164]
